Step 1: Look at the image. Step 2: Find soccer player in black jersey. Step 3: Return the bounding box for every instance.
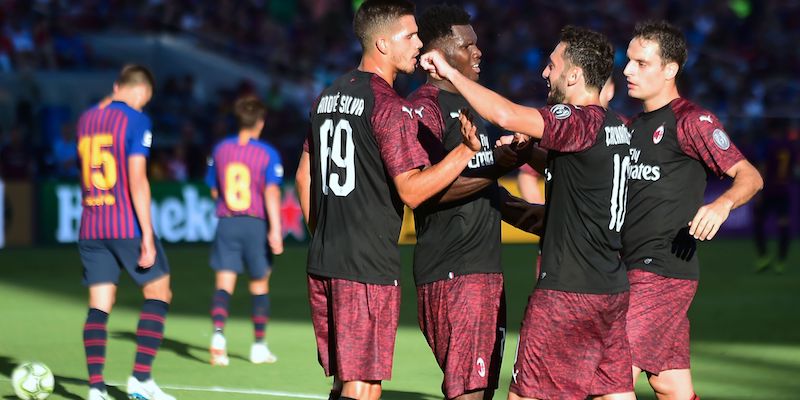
[295,1,482,399]
[622,21,763,399]
[422,26,635,400]
[407,5,533,399]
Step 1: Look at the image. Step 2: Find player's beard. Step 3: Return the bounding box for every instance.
[546,79,566,105]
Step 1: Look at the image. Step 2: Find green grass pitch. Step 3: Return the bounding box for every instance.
[1,241,799,399]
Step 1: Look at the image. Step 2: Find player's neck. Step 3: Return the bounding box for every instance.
[564,90,601,108]
[643,87,680,112]
[238,130,256,144]
[110,94,140,111]
[359,55,397,86]
[429,77,458,93]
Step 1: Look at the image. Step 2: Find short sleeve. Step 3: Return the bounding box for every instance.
[127,113,152,157]
[371,93,430,178]
[538,104,602,153]
[678,113,745,177]
[265,146,284,186]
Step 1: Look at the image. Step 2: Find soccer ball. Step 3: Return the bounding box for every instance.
[11,362,54,400]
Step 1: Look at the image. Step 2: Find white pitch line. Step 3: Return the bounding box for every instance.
[0,378,327,399]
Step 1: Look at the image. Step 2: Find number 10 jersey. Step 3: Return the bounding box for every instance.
[306,70,429,285]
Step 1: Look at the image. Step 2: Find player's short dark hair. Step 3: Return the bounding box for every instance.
[353,0,416,50]
[234,96,267,130]
[633,20,688,75]
[116,64,155,90]
[418,4,471,52]
[559,25,614,92]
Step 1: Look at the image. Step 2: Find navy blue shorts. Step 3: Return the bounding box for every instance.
[79,238,170,287]
[210,216,271,279]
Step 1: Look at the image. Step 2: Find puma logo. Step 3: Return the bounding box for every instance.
[414,106,424,118]
[699,115,713,123]
[450,111,460,119]
[401,106,413,118]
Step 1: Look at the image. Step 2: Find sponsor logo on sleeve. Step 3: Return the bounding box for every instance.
[652,124,665,144]
[401,105,414,118]
[143,130,153,148]
[712,129,730,150]
[550,104,571,120]
[413,106,424,118]
[699,114,713,123]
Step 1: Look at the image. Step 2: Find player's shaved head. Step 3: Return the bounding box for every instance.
[353,0,416,50]
[633,20,687,75]
[116,64,155,90]
[418,4,471,53]
[234,96,267,130]
[559,26,614,92]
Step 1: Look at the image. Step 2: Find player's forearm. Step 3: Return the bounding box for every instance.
[716,160,763,210]
[525,147,548,174]
[447,71,544,138]
[437,176,494,203]
[265,185,282,235]
[130,174,154,239]
[295,151,314,231]
[396,144,476,209]
[498,187,545,235]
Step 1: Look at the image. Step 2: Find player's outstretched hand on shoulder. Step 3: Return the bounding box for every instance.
[688,198,733,241]
[269,229,284,256]
[138,236,156,268]
[420,50,455,81]
[458,109,481,152]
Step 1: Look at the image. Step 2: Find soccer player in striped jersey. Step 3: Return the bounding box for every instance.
[77,65,175,400]
[205,95,284,366]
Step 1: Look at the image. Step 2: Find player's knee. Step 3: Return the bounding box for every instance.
[649,373,693,399]
[143,277,172,303]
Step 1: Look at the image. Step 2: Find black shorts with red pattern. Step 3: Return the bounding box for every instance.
[307,274,401,382]
[417,273,506,399]
[509,289,633,400]
[627,269,698,374]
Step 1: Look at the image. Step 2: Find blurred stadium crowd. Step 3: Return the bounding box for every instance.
[0,0,798,182]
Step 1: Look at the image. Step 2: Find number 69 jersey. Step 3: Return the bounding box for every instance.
[536,104,631,294]
[306,70,429,285]
[77,101,153,240]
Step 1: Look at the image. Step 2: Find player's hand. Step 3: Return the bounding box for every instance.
[514,132,531,147]
[269,229,284,256]
[688,198,733,241]
[494,144,518,168]
[458,109,481,152]
[138,236,156,268]
[420,50,456,81]
[496,135,515,147]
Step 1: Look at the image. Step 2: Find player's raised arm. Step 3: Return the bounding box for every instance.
[689,159,762,240]
[129,154,156,268]
[420,50,545,138]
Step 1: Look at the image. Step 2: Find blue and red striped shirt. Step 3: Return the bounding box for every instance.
[205,136,283,220]
[77,101,152,240]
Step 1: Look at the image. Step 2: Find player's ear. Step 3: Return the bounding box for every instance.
[567,66,581,87]
[376,36,390,55]
[664,61,679,81]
